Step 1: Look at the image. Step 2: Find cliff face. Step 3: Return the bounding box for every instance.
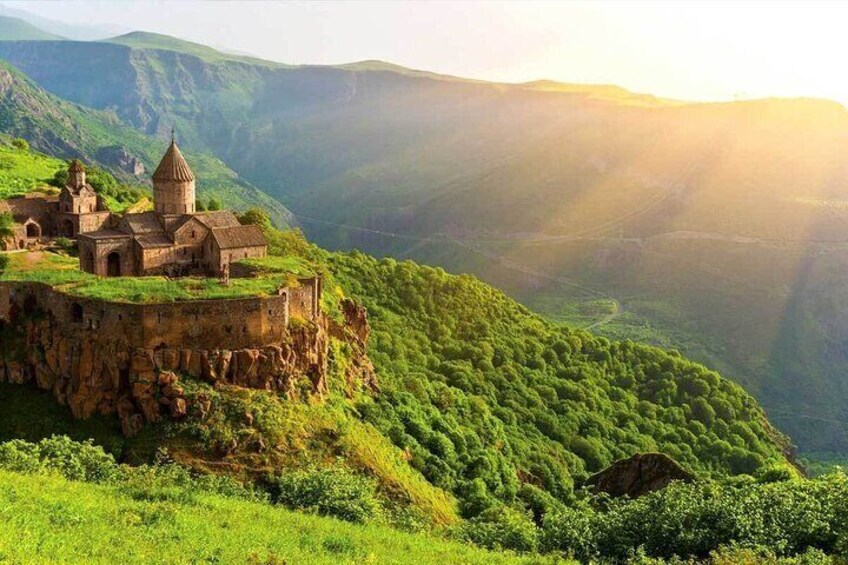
[0,288,374,436]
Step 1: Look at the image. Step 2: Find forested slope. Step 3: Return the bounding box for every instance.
[329,250,793,507]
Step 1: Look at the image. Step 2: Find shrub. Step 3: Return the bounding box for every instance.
[0,435,118,483]
[54,237,76,255]
[269,466,383,524]
[459,506,539,553]
[11,138,28,151]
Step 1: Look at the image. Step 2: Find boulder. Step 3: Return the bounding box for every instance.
[170,398,187,418]
[584,452,695,498]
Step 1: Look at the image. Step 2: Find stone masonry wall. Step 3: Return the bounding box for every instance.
[0,277,348,436]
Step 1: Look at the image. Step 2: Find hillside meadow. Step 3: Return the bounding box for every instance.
[0,468,540,565]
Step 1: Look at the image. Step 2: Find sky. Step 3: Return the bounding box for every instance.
[4,0,848,104]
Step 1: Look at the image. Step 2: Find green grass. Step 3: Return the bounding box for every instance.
[0,141,65,199]
[0,469,544,565]
[0,252,314,303]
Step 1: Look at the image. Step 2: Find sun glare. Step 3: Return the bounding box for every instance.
[487,1,848,105]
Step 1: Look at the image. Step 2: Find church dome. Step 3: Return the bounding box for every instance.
[152,141,195,182]
[68,159,85,173]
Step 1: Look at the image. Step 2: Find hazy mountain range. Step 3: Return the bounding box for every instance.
[1,14,848,456]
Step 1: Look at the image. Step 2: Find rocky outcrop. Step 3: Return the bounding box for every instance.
[1,298,371,436]
[331,298,377,393]
[584,453,695,498]
[95,145,146,176]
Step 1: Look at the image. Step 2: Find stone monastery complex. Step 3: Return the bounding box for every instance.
[1,139,268,277]
[0,140,365,437]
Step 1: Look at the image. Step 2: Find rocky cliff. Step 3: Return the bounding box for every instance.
[0,291,374,437]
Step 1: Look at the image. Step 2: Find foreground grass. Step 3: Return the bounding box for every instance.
[0,251,314,303]
[0,469,546,565]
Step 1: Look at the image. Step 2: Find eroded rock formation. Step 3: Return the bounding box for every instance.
[0,291,373,437]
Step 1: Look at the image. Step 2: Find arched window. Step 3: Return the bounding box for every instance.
[71,303,83,322]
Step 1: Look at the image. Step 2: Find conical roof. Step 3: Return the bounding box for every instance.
[68,159,84,173]
[152,141,195,182]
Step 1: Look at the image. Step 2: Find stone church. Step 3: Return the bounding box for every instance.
[0,159,112,249]
[78,140,268,277]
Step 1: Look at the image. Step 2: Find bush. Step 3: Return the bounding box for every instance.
[458,506,539,553]
[54,237,76,255]
[11,138,28,151]
[270,466,383,524]
[0,436,118,483]
[0,437,262,503]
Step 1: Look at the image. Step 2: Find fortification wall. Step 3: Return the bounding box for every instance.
[0,276,375,438]
[0,281,297,349]
[0,278,336,437]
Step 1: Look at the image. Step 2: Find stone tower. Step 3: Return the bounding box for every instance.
[68,160,86,189]
[152,140,196,215]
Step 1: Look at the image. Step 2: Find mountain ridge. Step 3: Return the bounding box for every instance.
[0,15,63,41]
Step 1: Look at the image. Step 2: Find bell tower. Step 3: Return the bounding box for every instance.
[152,132,196,216]
[68,160,86,189]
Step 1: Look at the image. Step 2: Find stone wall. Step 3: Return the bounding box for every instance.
[64,211,112,236]
[0,311,329,437]
[0,280,312,350]
[0,277,353,437]
[0,194,58,230]
[290,277,321,321]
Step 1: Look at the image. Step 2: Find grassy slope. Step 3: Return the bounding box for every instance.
[0,469,540,565]
[104,31,288,68]
[0,137,148,211]
[0,139,64,199]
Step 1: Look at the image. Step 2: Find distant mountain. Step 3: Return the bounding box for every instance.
[0,59,293,225]
[0,15,62,41]
[103,31,289,67]
[0,6,125,40]
[4,32,848,455]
